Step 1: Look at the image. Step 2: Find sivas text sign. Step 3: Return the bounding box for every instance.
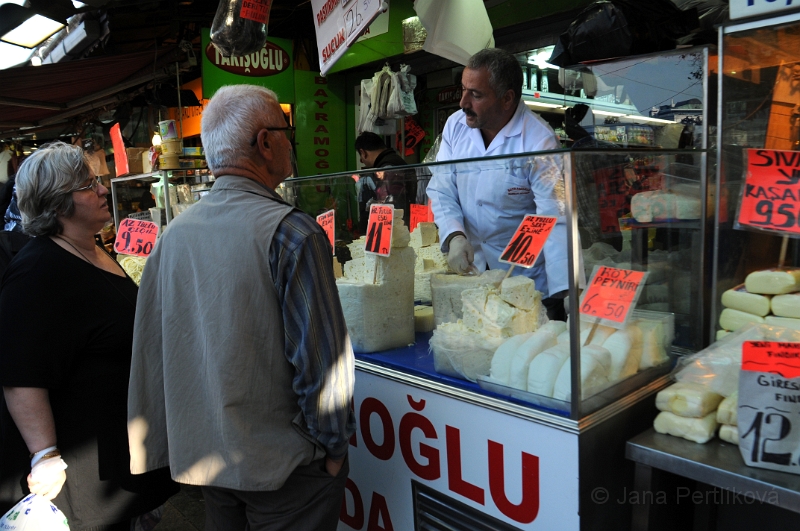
[737,149,800,236]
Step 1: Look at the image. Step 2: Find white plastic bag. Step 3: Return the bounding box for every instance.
[0,494,70,530]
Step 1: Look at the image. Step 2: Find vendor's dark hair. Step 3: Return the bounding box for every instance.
[355,132,387,152]
[467,48,523,104]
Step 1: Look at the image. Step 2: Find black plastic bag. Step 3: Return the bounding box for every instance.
[549,0,698,67]
[210,0,271,57]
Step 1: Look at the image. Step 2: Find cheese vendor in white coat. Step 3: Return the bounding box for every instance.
[427,48,569,319]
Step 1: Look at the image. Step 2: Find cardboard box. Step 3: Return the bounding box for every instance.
[126,147,148,174]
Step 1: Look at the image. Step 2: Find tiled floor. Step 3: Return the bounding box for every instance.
[155,486,205,530]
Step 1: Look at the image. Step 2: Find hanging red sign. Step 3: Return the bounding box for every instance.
[240,0,272,24]
[737,149,800,236]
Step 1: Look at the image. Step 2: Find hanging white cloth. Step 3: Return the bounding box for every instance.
[414,0,495,66]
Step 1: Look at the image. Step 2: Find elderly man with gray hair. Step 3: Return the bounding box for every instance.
[128,84,355,530]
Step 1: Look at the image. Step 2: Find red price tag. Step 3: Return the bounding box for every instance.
[742,341,800,379]
[738,149,800,235]
[580,266,647,324]
[110,123,128,176]
[409,203,433,233]
[114,218,159,257]
[498,215,557,268]
[240,0,271,23]
[316,209,335,255]
[365,204,394,257]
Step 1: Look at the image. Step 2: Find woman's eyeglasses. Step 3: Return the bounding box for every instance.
[71,176,101,194]
[250,126,295,147]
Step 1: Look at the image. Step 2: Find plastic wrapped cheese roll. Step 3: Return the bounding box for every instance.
[656,382,724,418]
[653,411,718,444]
[716,392,737,426]
[765,315,800,330]
[507,322,564,390]
[718,424,739,445]
[771,293,800,319]
[579,323,616,346]
[745,268,800,295]
[719,308,765,332]
[527,343,570,397]
[603,325,643,382]
[552,345,611,401]
[721,284,771,317]
[715,329,731,341]
[638,319,669,369]
[489,332,533,385]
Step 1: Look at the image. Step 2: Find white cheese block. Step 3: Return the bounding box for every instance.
[414,268,447,303]
[430,321,504,381]
[490,333,534,385]
[656,382,724,418]
[414,305,435,333]
[333,259,343,279]
[716,329,731,341]
[410,222,437,247]
[719,308,765,331]
[461,287,490,332]
[716,392,737,426]
[745,268,800,295]
[391,222,410,248]
[771,293,800,319]
[506,323,562,390]
[415,245,450,271]
[579,324,616,346]
[721,284,771,317]
[718,424,739,445]
[653,411,718,444]
[527,343,571,397]
[337,280,415,353]
[631,191,701,222]
[430,273,503,325]
[552,345,611,401]
[765,315,800,330]
[638,319,669,369]
[603,325,643,382]
[499,275,538,310]
[557,329,571,345]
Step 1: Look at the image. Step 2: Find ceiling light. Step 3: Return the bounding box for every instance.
[593,110,625,117]
[31,55,42,66]
[0,8,65,49]
[524,101,565,109]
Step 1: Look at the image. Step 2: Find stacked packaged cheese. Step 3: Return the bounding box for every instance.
[408,222,450,303]
[429,273,545,381]
[337,209,416,353]
[716,391,738,445]
[653,382,724,443]
[718,269,800,340]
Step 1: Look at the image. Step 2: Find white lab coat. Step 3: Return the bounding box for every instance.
[427,101,569,298]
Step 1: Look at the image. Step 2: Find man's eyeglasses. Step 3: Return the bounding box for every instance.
[250,126,295,147]
[71,176,101,194]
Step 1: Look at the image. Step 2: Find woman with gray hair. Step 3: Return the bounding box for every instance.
[0,141,177,529]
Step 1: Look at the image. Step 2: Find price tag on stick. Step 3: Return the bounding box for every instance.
[579,265,647,327]
[364,204,393,257]
[114,218,159,257]
[738,340,800,475]
[498,215,557,268]
[316,209,335,255]
[736,149,800,236]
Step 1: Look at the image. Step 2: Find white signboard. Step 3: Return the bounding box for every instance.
[730,0,800,20]
[312,0,386,75]
[338,370,580,530]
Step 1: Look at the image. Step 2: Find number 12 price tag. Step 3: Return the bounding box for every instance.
[498,215,557,268]
[738,340,800,475]
[114,218,158,257]
[316,209,335,255]
[579,265,647,327]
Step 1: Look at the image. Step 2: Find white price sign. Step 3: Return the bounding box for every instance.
[311,0,386,75]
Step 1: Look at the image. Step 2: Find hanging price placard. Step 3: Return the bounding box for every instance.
[365,204,393,256]
[409,203,433,233]
[736,149,800,236]
[114,218,159,257]
[316,209,335,255]
[579,265,647,327]
[738,340,800,475]
[498,215,557,268]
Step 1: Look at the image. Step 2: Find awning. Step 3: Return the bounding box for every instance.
[0,48,178,139]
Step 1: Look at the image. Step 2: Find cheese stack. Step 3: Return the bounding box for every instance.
[717,270,800,338]
[430,270,506,326]
[716,391,738,445]
[630,190,701,223]
[653,382,723,443]
[409,222,450,303]
[337,209,416,353]
[430,273,544,381]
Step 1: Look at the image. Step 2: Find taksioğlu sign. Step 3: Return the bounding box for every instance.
[204,40,290,76]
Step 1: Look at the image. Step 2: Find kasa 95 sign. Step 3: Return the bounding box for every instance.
[736,149,800,236]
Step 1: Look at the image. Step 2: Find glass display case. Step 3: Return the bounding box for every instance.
[279,146,710,421]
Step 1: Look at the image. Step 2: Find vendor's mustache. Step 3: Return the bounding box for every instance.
[462,108,476,117]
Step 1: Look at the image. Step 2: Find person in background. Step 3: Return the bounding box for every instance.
[0,141,177,529]
[355,131,417,229]
[128,84,355,531]
[426,48,570,320]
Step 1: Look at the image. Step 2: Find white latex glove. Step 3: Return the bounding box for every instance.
[28,457,67,500]
[447,235,477,275]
